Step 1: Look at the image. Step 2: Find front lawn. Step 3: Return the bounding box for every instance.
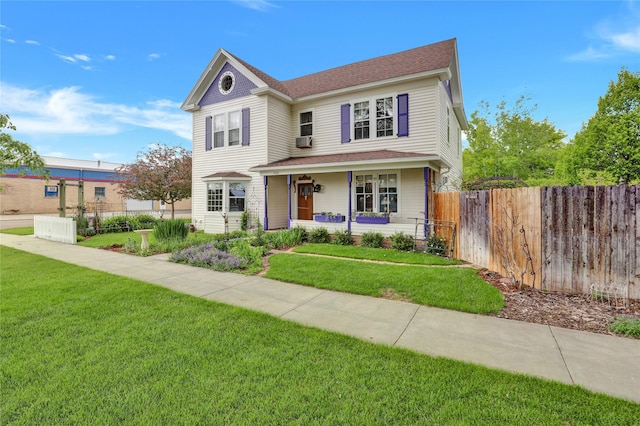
[265,253,504,314]
[294,243,462,265]
[2,246,637,424]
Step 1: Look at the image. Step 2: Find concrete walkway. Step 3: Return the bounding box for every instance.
[2,233,639,404]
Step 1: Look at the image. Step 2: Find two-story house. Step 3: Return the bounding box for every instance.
[182,38,467,237]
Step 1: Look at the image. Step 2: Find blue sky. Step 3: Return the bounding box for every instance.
[1,0,639,164]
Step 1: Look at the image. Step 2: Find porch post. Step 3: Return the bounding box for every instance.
[347,171,352,232]
[423,167,430,221]
[287,174,292,229]
[263,176,269,230]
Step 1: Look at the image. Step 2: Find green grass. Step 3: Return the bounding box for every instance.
[77,231,147,248]
[294,243,462,265]
[2,246,637,424]
[0,227,34,236]
[266,253,504,314]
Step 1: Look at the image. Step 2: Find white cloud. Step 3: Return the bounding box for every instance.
[5,38,16,44]
[569,4,640,61]
[602,25,640,52]
[25,40,40,45]
[74,54,91,62]
[93,152,116,161]
[0,82,191,141]
[567,46,611,62]
[104,54,116,61]
[147,53,163,61]
[56,53,77,63]
[232,0,276,11]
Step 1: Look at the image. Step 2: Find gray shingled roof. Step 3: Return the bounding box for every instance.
[229,38,455,99]
[252,150,435,169]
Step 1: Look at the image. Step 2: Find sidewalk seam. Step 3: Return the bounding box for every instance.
[549,326,575,385]
[392,305,421,346]
[278,289,329,318]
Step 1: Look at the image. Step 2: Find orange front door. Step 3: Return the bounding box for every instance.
[297,183,314,220]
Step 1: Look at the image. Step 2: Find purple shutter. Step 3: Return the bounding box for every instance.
[397,94,409,137]
[340,103,351,143]
[241,107,250,146]
[205,116,212,151]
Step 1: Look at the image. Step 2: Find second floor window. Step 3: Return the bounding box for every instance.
[214,114,225,148]
[300,111,313,136]
[354,97,393,140]
[376,97,393,137]
[228,111,240,146]
[354,101,370,140]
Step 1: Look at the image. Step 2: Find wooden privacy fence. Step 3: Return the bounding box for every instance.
[434,185,639,300]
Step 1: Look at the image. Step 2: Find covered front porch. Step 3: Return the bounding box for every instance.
[250,150,449,237]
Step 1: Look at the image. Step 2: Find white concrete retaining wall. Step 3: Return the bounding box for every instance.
[34,216,76,244]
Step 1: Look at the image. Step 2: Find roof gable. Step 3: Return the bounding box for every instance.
[198,62,258,107]
[183,38,466,127]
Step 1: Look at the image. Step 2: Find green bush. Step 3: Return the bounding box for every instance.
[390,231,414,251]
[154,219,188,242]
[135,214,158,229]
[263,226,307,249]
[332,229,354,246]
[426,233,448,255]
[360,231,384,248]
[308,227,331,244]
[240,211,249,231]
[100,215,138,233]
[609,315,640,338]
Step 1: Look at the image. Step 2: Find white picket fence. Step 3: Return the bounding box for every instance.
[34,216,77,244]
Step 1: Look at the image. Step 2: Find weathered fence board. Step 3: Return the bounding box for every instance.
[490,187,542,288]
[433,192,460,259]
[458,190,490,267]
[436,184,639,299]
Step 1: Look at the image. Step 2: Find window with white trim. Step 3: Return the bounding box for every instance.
[213,114,225,148]
[212,110,242,148]
[378,173,398,214]
[300,111,313,136]
[95,187,106,198]
[376,97,393,137]
[228,111,240,146]
[207,181,246,213]
[353,96,393,140]
[354,172,399,214]
[207,183,223,211]
[228,182,246,211]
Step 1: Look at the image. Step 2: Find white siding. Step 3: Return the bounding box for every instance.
[265,97,292,163]
[267,175,288,229]
[289,79,440,158]
[436,83,463,191]
[191,96,268,228]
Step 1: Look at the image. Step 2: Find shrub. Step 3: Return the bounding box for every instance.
[240,211,249,231]
[308,227,331,244]
[100,215,138,233]
[390,231,414,251]
[332,229,354,246]
[135,214,157,229]
[154,219,188,242]
[169,243,243,271]
[251,222,266,247]
[426,233,448,255]
[609,315,640,338]
[360,231,384,248]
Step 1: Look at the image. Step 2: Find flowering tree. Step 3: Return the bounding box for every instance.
[116,144,192,219]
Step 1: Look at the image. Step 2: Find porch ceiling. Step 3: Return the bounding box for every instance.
[250,150,450,176]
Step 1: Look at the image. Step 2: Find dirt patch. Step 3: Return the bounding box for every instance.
[478,269,640,336]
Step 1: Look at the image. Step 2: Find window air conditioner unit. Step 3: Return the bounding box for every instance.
[295,136,312,148]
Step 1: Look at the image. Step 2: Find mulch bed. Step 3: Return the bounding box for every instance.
[478,269,640,336]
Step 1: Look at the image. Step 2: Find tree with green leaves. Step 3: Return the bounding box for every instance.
[116,144,192,219]
[568,68,640,185]
[0,114,46,178]
[462,96,567,188]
